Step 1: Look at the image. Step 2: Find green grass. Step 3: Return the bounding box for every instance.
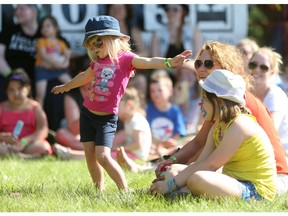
[0,156,288,212]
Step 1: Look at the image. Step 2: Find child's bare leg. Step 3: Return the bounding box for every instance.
[82,142,105,191]
[116,147,152,173]
[0,143,11,157]
[56,128,83,150]
[95,146,129,191]
[35,80,48,107]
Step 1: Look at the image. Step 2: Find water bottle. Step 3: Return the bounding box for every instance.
[13,120,24,137]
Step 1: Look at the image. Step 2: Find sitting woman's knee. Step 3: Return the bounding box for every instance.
[187,171,206,194]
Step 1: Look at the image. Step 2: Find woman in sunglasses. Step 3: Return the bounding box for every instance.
[249,47,288,159]
[154,41,288,195]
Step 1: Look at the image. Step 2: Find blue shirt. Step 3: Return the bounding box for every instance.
[146,102,186,140]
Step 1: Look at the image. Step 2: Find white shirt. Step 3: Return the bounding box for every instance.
[124,112,152,160]
[264,85,288,155]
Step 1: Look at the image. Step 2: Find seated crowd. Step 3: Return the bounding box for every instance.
[0,4,287,202]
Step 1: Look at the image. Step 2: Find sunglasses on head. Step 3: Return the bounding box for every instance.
[92,38,103,48]
[194,59,214,70]
[248,62,269,73]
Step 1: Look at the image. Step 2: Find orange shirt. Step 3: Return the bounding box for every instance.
[245,91,288,174]
[35,37,68,67]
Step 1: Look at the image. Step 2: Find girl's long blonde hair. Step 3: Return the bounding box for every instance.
[86,35,131,64]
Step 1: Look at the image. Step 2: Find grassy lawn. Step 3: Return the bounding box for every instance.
[0,156,288,212]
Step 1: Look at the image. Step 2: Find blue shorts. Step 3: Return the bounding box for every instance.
[35,66,66,81]
[80,106,118,148]
[237,180,263,202]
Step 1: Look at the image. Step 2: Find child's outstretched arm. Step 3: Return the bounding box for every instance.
[132,50,192,69]
[51,67,94,94]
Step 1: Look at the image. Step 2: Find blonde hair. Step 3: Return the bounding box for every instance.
[86,35,131,63]
[237,37,259,53]
[251,47,283,75]
[121,87,141,111]
[196,41,252,89]
[150,70,173,90]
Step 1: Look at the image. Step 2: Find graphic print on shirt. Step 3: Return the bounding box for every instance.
[88,64,116,102]
[9,33,37,57]
[151,117,174,141]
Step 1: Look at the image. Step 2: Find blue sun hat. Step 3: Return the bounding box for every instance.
[82,15,130,47]
[199,69,246,105]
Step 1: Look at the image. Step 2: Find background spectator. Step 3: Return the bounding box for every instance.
[0,4,40,101]
[151,4,203,58]
[106,4,148,57]
[276,57,288,97]
[112,87,152,162]
[147,70,186,158]
[237,37,259,73]
[172,60,203,135]
[35,15,71,107]
[0,69,52,158]
[249,47,288,157]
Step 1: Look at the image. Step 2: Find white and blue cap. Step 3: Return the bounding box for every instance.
[199,69,246,105]
[82,15,130,47]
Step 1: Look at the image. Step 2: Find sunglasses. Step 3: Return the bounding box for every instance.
[248,62,269,73]
[92,38,103,48]
[194,60,214,70]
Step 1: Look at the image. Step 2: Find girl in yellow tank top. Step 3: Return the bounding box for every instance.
[149,69,276,201]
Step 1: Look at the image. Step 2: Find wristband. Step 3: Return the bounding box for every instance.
[20,138,29,148]
[164,58,172,68]
[4,70,12,77]
[172,178,181,190]
[169,155,177,163]
[167,178,174,193]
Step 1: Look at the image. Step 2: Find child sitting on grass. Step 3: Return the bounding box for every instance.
[147,70,186,158]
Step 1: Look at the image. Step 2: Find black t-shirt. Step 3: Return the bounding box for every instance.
[0,24,41,83]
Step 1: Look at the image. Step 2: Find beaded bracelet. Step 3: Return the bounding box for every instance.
[164,58,172,68]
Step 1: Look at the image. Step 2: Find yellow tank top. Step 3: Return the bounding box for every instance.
[213,114,276,201]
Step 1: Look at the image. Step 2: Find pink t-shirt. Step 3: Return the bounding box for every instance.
[0,103,37,138]
[83,51,136,114]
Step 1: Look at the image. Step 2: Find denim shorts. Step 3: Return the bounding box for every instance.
[237,180,263,202]
[80,106,118,148]
[35,66,66,81]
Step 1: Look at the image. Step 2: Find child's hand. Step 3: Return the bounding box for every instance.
[0,133,17,145]
[149,180,169,195]
[170,50,193,67]
[51,84,69,94]
[10,140,25,153]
